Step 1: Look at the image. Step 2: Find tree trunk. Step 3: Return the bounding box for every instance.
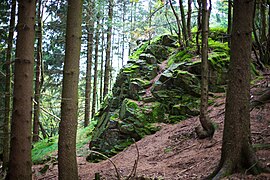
[99,17,105,104]
[84,0,94,127]
[196,0,215,139]
[58,0,82,179]
[179,0,188,47]
[121,0,126,67]
[260,0,267,43]
[33,0,43,143]
[3,0,16,171]
[227,0,232,46]
[7,0,36,179]
[210,0,268,178]
[168,0,183,46]
[196,0,202,54]
[103,0,113,98]
[92,16,100,118]
[187,0,192,41]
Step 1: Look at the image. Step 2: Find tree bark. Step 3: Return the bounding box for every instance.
[92,16,100,118]
[84,0,94,127]
[3,0,16,171]
[168,0,183,46]
[121,0,126,67]
[260,0,267,43]
[33,0,43,143]
[7,0,36,179]
[187,0,192,41]
[196,0,202,54]
[103,0,113,98]
[210,0,269,178]
[227,0,232,46]
[196,0,215,139]
[99,17,105,104]
[179,0,188,47]
[58,0,82,179]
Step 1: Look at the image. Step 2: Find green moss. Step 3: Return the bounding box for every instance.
[209,27,227,41]
[129,43,148,60]
[168,50,193,66]
[208,38,229,52]
[131,78,151,87]
[126,99,138,110]
[122,64,140,73]
[173,70,196,79]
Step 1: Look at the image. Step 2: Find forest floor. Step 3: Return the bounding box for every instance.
[33,75,270,179]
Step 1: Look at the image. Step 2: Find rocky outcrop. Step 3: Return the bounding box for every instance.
[88,34,230,161]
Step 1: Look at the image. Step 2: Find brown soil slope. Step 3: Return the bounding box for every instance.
[34,80,270,179]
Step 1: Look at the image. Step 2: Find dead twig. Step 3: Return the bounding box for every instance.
[90,150,121,180]
[126,139,140,180]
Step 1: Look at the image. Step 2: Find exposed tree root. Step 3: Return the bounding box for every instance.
[207,154,270,180]
[250,88,270,110]
[195,116,215,139]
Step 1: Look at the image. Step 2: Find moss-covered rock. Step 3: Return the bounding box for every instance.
[88,34,231,161]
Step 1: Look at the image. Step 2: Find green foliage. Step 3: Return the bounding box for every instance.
[32,121,97,164]
[32,136,58,164]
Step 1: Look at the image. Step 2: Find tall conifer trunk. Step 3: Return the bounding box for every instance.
[58,0,82,179]
[33,0,43,142]
[84,0,94,127]
[99,18,105,104]
[3,0,16,171]
[210,0,269,178]
[7,0,36,179]
[187,0,192,41]
[227,0,232,46]
[179,0,188,46]
[103,0,113,98]
[92,16,100,118]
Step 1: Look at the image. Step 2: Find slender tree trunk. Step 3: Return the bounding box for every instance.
[187,0,192,41]
[227,0,232,46]
[179,0,188,46]
[92,17,100,118]
[33,0,43,142]
[260,0,267,43]
[84,0,94,127]
[7,0,36,179]
[128,1,133,56]
[196,0,202,54]
[58,0,82,179]
[196,0,215,139]
[3,0,16,171]
[121,0,126,67]
[165,4,173,35]
[99,17,105,104]
[38,121,47,139]
[268,2,270,35]
[168,0,183,46]
[103,0,113,98]
[210,0,268,178]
